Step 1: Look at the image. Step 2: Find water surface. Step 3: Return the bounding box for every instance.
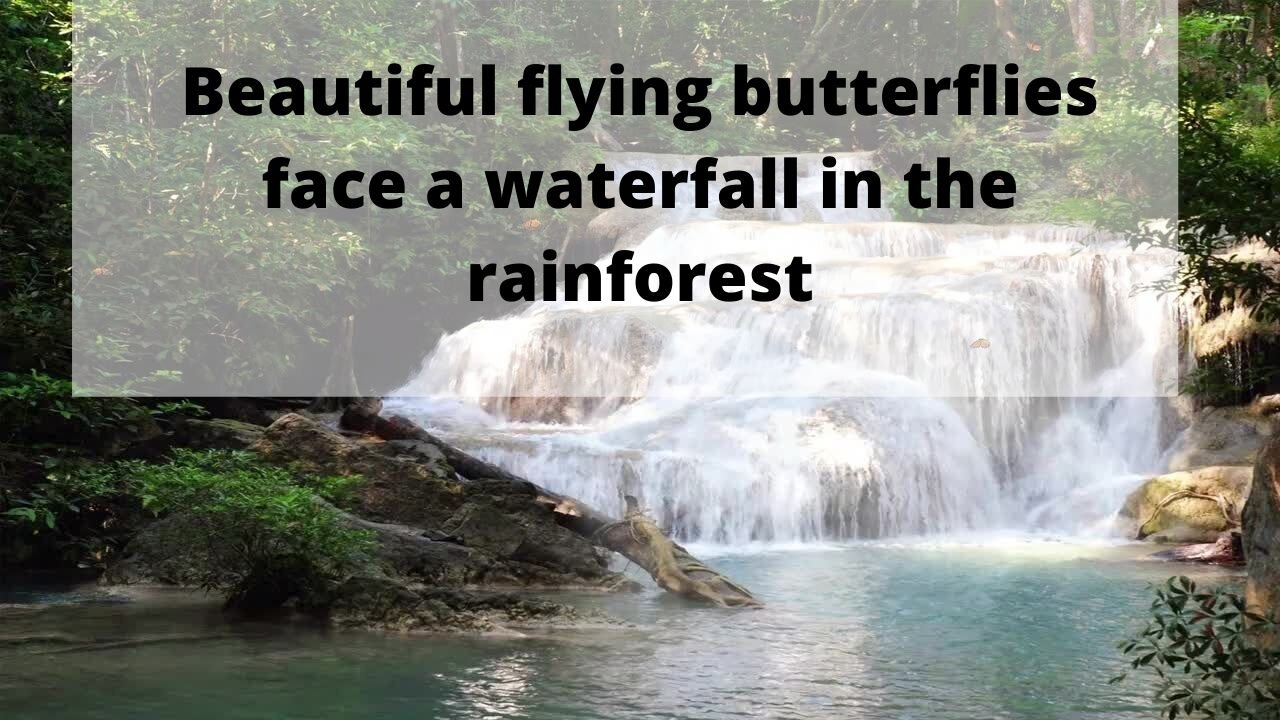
[2,541,1235,720]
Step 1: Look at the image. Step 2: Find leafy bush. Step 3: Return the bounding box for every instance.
[118,450,372,608]
[0,371,146,447]
[1114,577,1280,720]
[1,449,371,607]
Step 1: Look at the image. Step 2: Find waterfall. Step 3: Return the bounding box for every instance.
[390,153,1181,544]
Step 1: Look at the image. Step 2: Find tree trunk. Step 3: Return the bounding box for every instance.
[785,0,862,79]
[341,407,762,607]
[435,2,463,76]
[992,0,1022,61]
[313,315,359,412]
[1244,434,1280,643]
[1065,0,1097,59]
[1250,0,1274,55]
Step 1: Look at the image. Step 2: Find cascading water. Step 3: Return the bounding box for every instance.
[391,152,1181,544]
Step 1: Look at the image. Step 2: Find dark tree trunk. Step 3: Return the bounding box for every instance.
[1245,434,1280,644]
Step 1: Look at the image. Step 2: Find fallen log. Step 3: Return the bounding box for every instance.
[341,404,761,608]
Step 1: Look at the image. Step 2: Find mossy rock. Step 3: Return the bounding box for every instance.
[1120,466,1252,543]
[171,417,265,450]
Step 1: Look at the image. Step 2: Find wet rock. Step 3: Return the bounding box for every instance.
[1120,466,1251,543]
[107,412,637,620]
[313,574,616,633]
[334,510,488,585]
[1166,406,1276,471]
[228,414,629,589]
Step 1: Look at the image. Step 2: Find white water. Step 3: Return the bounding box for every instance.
[392,153,1181,544]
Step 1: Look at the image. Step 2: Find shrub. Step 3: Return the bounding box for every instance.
[1114,577,1280,720]
[1,449,371,608]
[0,457,141,568]
[0,371,145,447]
[120,450,372,608]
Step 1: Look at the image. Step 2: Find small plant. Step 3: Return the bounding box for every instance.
[1114,577,1280,720]
[149,400,209,418]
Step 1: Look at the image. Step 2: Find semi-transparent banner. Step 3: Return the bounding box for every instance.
[73,0,1177,399]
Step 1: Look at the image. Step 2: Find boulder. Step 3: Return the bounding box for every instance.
[106,412,638,626]
[170,417,265,450]
[250,413,628,590]
[334,509,489,586]
[440,495,613,583]
[101,514,211,587]
[1166,406,1276,471]
[1120,466,1252,542]
[251,413,465,529]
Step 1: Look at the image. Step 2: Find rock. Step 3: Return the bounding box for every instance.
[440,495,614,583]
[251,413,466,529]
[251,413,630,591]
[193,398,277,426]
[1166,406,1276,471]
[1120,466,1252,542]
[89,412,165,458]
[337,397,384,431]
[1149,531,1244,565]
[1245,433,1280,631]
[586,207,666,253]
[107,412,636,619]
[313,574,615,633]
[334,509,489,585]
[170,417,265,450]
[102,514,218,587]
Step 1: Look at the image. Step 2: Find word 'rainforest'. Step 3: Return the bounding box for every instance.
[471,249,813,303]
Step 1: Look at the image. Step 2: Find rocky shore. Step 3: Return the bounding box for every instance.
[104,410,638,633]
[99,402,758,633]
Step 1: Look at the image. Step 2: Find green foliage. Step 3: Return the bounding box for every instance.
[119,449,371,605]
[1,456,138,567]
[0,0,71,372]
[1115,577,1280,720]
[1182,352,1280,407]
[2,460,118,534]
[0,370,146,447]
[1,449,370,601]
[1121,9,1280,404]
